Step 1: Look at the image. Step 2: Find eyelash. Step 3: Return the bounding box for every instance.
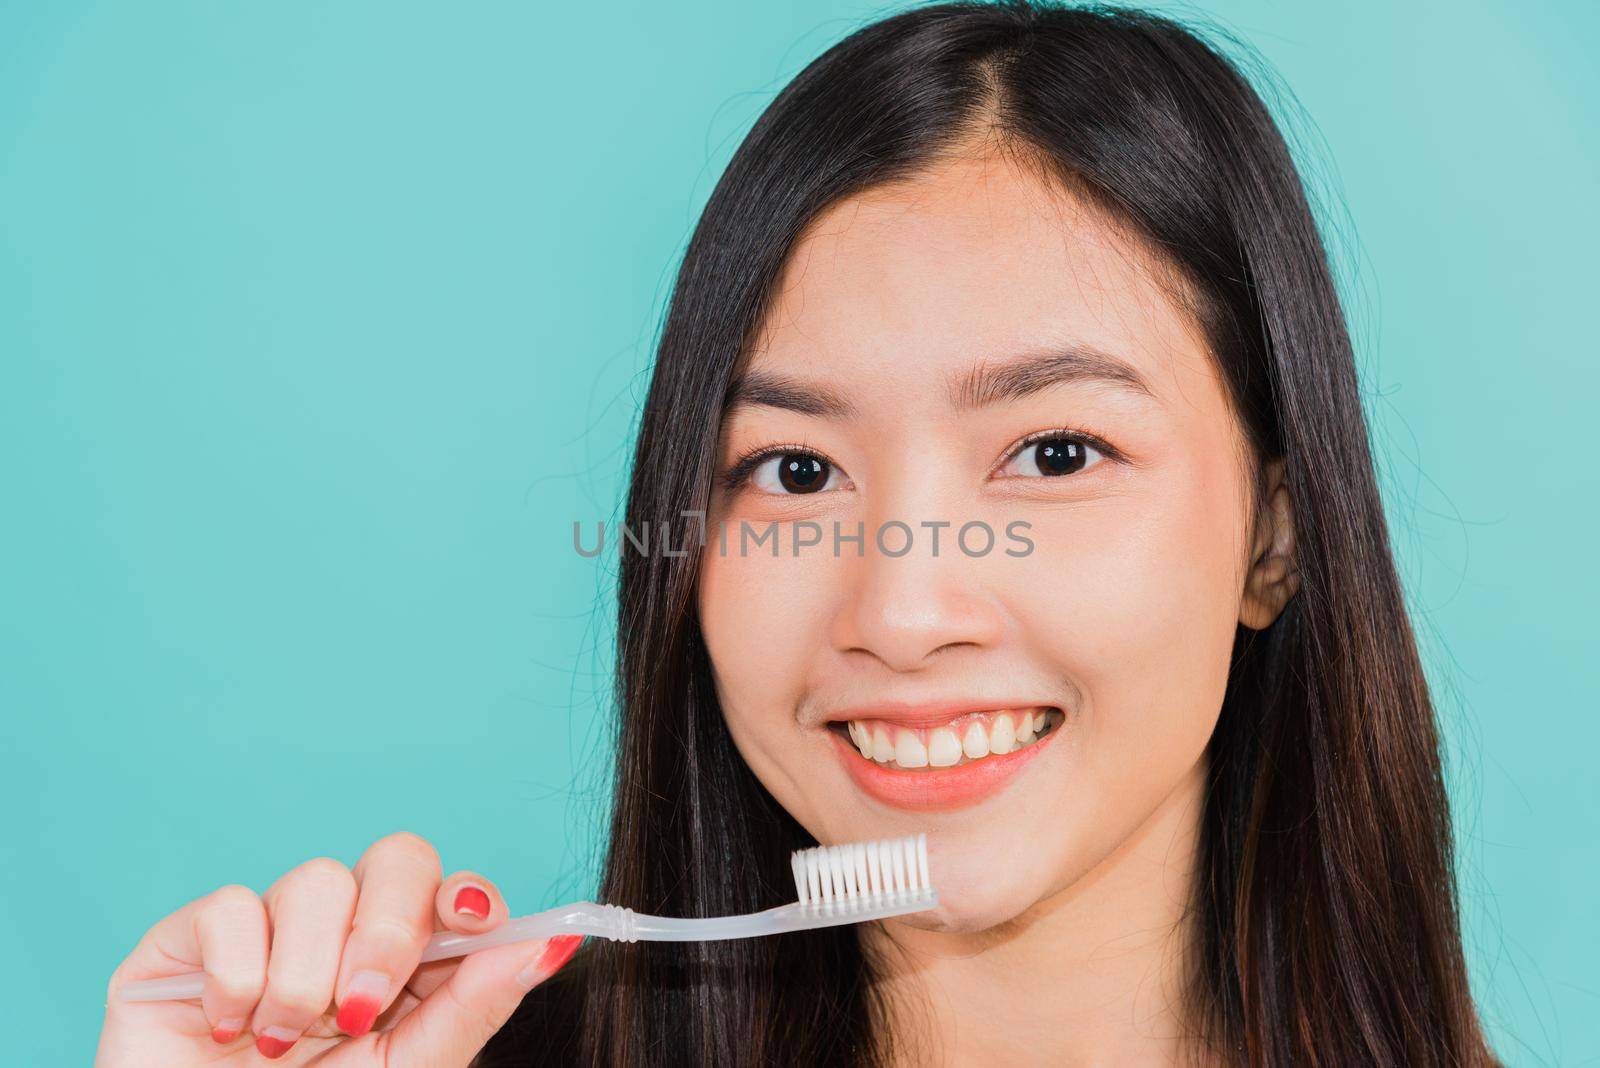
[717,441,829,493]
[717,427,1125,493]
[991,426,1126,478]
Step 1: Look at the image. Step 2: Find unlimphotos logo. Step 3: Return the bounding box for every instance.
[573,513,1035,559]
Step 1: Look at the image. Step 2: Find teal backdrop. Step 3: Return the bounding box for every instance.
[2,2,1594,1063]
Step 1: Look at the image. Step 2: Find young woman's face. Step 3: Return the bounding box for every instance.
[698,149,1267,932]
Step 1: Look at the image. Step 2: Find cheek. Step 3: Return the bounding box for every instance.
[696,542,840,770]
[1008,458,1248,822]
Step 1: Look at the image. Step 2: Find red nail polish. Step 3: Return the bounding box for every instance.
[453,885,491,920]
[536,934,583,976]
[515,934,584,988]
[255,1031,297,1059]
[335,969,390,1037]
[210,1023,241,1044]
[336,996,382,1037]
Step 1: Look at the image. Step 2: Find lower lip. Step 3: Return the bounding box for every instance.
[830,720,1058,812]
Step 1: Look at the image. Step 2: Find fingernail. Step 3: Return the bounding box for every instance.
[453,884,491,920]
[210,1017,245,1043]
[335,969,391,1037]
[255,1026,300,1059]
[515,934,582,988]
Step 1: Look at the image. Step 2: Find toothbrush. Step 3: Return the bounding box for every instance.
[118,833,936,1003]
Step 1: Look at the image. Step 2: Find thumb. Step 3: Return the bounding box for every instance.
[379,934,582,1066]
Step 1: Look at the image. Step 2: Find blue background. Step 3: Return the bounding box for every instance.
[2,2,1594,1063]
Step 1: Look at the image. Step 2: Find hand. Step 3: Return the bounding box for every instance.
[95,832,580,1066]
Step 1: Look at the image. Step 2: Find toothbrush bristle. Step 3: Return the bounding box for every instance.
[790,833,931,905]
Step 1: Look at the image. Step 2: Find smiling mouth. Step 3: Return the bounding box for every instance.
[827,707,1063,771]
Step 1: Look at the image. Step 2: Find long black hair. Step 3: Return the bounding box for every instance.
[478,2,1497,1064]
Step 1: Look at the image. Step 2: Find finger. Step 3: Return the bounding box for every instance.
[103,883,268,1046]
[332,832,441,1038]
[193,885,269,1045]
[394,956,457,1004]
[389,871,509,1006]
[372,984,422,1031]
[436,870,508,932]
[251,857,357,1059]
[381,934,583,1063]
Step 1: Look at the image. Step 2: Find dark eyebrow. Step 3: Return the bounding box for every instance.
[723,368,861,420]
[723,344,1154,422]
[950,345,1157,410]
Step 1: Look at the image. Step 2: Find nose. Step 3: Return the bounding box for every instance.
[828,517,1008,673]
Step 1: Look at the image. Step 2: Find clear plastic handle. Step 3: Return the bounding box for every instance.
[420,902,638,961]
[117,902,637,1003]
[117,889,938,1002]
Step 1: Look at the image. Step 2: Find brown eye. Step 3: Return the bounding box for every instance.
[752,452,837,494]
[997,434,1106,479]
[779,455,828,492]
[1034,439,1086,476]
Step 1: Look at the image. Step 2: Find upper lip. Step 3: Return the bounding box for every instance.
[825,698,1055,730]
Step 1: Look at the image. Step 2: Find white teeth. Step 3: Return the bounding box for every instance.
[844,716,870,757]
[845,709,1055,768]
[927,727,962,767]
[961,721,989,759]
[1016,710,1036,746]
[894,729,929,768]
[871,725,895,763]
[988,713,1015,754]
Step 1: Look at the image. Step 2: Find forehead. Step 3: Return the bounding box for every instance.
[745,151,1213,406]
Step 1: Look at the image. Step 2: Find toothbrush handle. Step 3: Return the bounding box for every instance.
[420,903,633,962]
[116,903,628,1003]
[116,893,937,1003]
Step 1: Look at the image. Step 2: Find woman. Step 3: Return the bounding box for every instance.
[96,2,1500,1065]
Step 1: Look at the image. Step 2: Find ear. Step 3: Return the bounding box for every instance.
[1239,456,1301,631]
